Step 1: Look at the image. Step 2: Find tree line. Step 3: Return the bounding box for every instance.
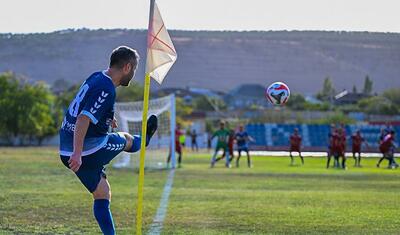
[0,72,62,145]
[287,75,400,115]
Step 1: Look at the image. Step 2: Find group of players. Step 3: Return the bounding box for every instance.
[168,121,398,170]
[327,124,398,169]
[167,121,255,168]
[210,121,255,168]
[289,124,398,169]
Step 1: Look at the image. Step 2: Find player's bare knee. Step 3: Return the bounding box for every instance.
[93,177,111,200]
[121,132,133,151]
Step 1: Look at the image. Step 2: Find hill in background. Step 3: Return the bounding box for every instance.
[1,29,399,93]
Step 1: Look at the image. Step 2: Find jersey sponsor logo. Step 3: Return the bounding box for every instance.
[61,119,76,132]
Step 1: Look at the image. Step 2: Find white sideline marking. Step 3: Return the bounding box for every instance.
[246,151,400,158]
[147,169,175,235]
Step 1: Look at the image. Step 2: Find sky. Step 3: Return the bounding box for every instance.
[1,0,400,33]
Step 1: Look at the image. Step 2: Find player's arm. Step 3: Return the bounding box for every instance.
[69,114,91,172]
[211,131,217,140]
[112,116,118,129]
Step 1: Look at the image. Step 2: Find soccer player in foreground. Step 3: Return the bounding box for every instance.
[289,128,304,165]
[59,46,158,235]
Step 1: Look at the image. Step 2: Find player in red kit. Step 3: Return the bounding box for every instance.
[289,128,304,165]
[167,123,183,168]
[377,131,398,169]
[326,124,336,168]
[338,127,347,169]
[351,130,367,167]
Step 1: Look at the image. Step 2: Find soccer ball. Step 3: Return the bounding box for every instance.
[265,82,290,105]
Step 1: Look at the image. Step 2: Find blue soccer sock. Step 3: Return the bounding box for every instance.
[126,135,141,153]
[93,199,115,235]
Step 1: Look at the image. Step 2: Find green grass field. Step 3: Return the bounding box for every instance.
[1,147,400,234]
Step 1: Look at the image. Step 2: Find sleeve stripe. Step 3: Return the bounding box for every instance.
[81,110,98,124]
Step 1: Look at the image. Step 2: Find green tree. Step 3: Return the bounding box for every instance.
[193,96,227,111]
[55,84,80,110]
[24,82,60,145]
[311,112,356,125]
[362,75,373,95]
[115,81,144,102]
[0,72,19,143]
[0,72,60,145]
[316,77,336,102]
[193,96,214,111]
[383,88,400,107]
[358,96,398,115]
[286,93,306,110]
[175,97,193,124]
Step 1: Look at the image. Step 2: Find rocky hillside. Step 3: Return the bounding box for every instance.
[1,29,399,93]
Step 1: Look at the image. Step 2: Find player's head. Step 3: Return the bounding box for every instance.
[239,125,244,131]
[356,129,361,135]
[109,46,140,86]
[219,121,225,129]
[294,128,298,134]
[330,123,335,130]
[177,123,181,129]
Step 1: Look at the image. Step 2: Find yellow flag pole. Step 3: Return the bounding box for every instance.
[136,73,151,235]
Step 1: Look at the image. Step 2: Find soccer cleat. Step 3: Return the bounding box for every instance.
[146,115,158,147]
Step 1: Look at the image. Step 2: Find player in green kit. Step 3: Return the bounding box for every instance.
[210,121,231,168]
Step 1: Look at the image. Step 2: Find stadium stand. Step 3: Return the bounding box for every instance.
[246,123,399,151]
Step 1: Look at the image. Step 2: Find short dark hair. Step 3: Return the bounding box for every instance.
[109,46,139,68]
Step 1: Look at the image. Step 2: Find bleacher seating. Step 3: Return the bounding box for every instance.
[246,123,399,149]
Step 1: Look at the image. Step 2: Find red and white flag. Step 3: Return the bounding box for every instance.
[145,1,177,84]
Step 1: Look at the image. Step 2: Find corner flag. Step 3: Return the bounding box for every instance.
[146,1,177,84]
[136,1,177,234]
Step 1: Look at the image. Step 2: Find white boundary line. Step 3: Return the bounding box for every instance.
[147,169,175,235]
[247,151,400,157]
